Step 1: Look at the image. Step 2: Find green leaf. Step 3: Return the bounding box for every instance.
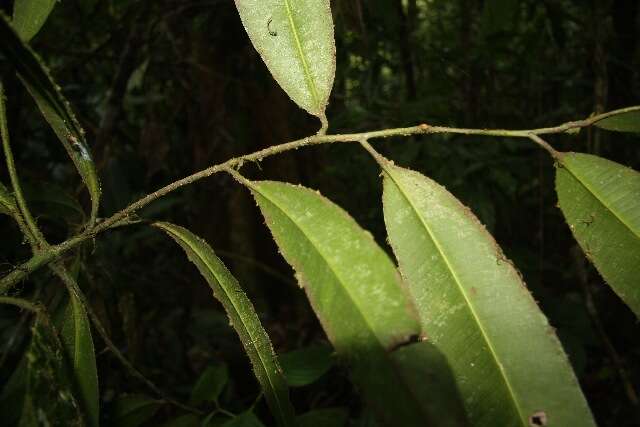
[190,364,229,406]
[221,412,265,427]
[594,110,640,133]
[556,152,640,316]
[248,180,466,427]
[0,13,101,226]
[154,222,295,427]
[160,414,201,427]
[0,181,16,215]
[58,291,100,427]
[112,395,162,427]
[233,0,335,120]
[380,161,596,427]
[12,0,56,41]
[296,407,348,427]
[279,344,333,387]
[20,314,85,427]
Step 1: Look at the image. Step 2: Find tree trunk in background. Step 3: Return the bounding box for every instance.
[395,0,417,100]
[609,0,639,107]
[460,0,480,124]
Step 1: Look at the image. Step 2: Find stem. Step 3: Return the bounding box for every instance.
[0,295,41,312]
[0,81,48,249]
[52,264,203,415]
[1,105,638,294]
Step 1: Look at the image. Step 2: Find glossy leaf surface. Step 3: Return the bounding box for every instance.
[233,0,335,119]
[154,222,295,427]
[12,0,56,41]
[58,291,99,427]
[250,180,467,427]
[556,153,640,316]
[594,110,640,133]
[381,161,596,427]
[0,14,101,225]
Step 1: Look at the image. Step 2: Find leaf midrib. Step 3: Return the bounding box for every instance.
[384,166,527,426]
[562,158,640,240]
[283,0,320,110]
[252,184,433,422]
[164,227,292,426]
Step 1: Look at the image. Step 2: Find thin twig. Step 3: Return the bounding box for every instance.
[1,105,639,294]
[51,264,203,415]
[0,81,49,249]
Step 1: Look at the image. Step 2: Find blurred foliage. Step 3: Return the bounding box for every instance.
[1,0,639,425]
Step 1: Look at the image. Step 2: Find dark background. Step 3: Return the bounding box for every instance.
[1,0,639,425]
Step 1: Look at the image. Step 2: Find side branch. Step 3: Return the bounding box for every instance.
[1,105,638,294]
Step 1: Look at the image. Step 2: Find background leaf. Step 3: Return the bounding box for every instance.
[160,414,201,427]
[249,180,467,427]
[296,407,349,427]
[0,13,101,225]
[233,0,335,119]
[380,161,596,427]
[594,110,640,133]
[154,222,295,427]
[189,364,229,406]
[556,152,640,316]
[12,0,57,41]
[111,395,162,427]
[279,344,333,387]
[221,412,265,427]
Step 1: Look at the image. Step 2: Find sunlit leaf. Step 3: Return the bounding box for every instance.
[58,290,100,427]
[279,344,333,387]
[190,364,229,406]
[380,160,596,427]
[249,180,468,427]
[12,0,56,41]
[154,222,295,427]
[0,13,101,226]
[233,0,335,121]
[112,395,162,427]
[556,152,640,316]
[594,110,640,133]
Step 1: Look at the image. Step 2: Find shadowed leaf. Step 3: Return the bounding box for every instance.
[190,364,229,406]
[58,290,99,427]
[594,110,640,133]
[112,395,162,427]
[279,344,333,387]
[0,13,101,226]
